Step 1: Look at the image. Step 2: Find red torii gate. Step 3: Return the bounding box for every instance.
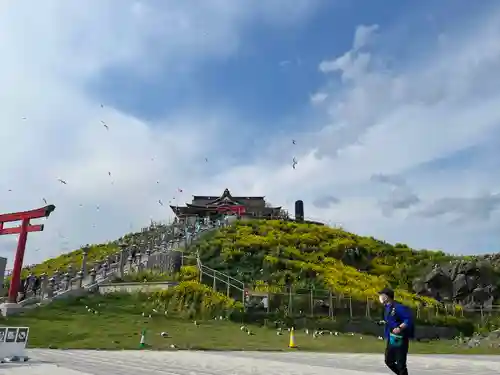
[0,205,55,303]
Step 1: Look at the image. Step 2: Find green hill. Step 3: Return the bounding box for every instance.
[190,219,463,307]
[18,218,489,309]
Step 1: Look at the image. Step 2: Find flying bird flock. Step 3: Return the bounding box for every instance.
[5,104,304,258]
[51,104,190,212]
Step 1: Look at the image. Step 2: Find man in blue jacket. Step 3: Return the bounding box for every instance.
[379,288,414,375]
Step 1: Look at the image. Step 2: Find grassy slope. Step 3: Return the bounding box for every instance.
[20,243,118,279]
[191,220,467,307]
[1,291,492,354]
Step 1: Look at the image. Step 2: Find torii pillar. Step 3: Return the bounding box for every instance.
[0,205,55,304]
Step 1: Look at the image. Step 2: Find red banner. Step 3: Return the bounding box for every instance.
[216,205,245,215]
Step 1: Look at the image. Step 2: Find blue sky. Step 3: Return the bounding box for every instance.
[2,0,500,267]
[90,0,491,126]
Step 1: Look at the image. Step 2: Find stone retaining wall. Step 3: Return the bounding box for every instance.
[98,281,178,294]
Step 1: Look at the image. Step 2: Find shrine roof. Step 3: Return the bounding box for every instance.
[193,196,264,200]
[192,188,264,202]
[170,204,282,213]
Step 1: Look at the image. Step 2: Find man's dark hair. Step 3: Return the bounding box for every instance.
[378,287,395,300]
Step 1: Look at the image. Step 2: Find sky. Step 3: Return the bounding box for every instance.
[2,0,500,267]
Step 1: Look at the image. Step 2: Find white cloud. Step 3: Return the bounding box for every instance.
[353,24,379,50]
[0,0,321,266]
[2,1,500,270]
[310,92,328,104]
[370,174,421,217]
[318,24,378,78]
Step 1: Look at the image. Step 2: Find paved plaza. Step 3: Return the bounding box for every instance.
[1,349,500,375]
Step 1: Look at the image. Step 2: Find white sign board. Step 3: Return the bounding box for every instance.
[0,327,29,361]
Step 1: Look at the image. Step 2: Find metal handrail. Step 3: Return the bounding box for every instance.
[195,250,246,303]
[199,264,244,288]
[208,272,245,292]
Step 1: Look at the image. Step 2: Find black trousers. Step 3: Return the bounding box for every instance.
[384,339,409,375]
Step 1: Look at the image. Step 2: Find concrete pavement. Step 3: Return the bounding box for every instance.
[1,350,499,375]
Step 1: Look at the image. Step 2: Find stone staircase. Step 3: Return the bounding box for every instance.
[17,217,234,309]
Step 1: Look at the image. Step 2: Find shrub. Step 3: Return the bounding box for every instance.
[179,265,199,282]
[191,220,459,308]
[150,281,243,319]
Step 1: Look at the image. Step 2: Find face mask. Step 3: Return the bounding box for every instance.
[379,295,387,304]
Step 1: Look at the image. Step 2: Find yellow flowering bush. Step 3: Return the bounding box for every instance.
[150,281,243,319]
[192,220,459,308]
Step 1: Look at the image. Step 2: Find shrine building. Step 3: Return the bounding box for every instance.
[170,188,283,223]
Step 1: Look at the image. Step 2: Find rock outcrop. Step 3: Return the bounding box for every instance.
[413,259,500,309]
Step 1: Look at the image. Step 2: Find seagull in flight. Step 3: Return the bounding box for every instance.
[292,139,296,145]
[292,157,298,169]
[42,198,47,204]
[101,120,108,130]
[158,199,163,206]
[58,179,67,184]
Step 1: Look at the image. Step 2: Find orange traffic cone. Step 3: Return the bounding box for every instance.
[289,327,297,348]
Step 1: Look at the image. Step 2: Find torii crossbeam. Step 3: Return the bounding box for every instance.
[0,205,55,303]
